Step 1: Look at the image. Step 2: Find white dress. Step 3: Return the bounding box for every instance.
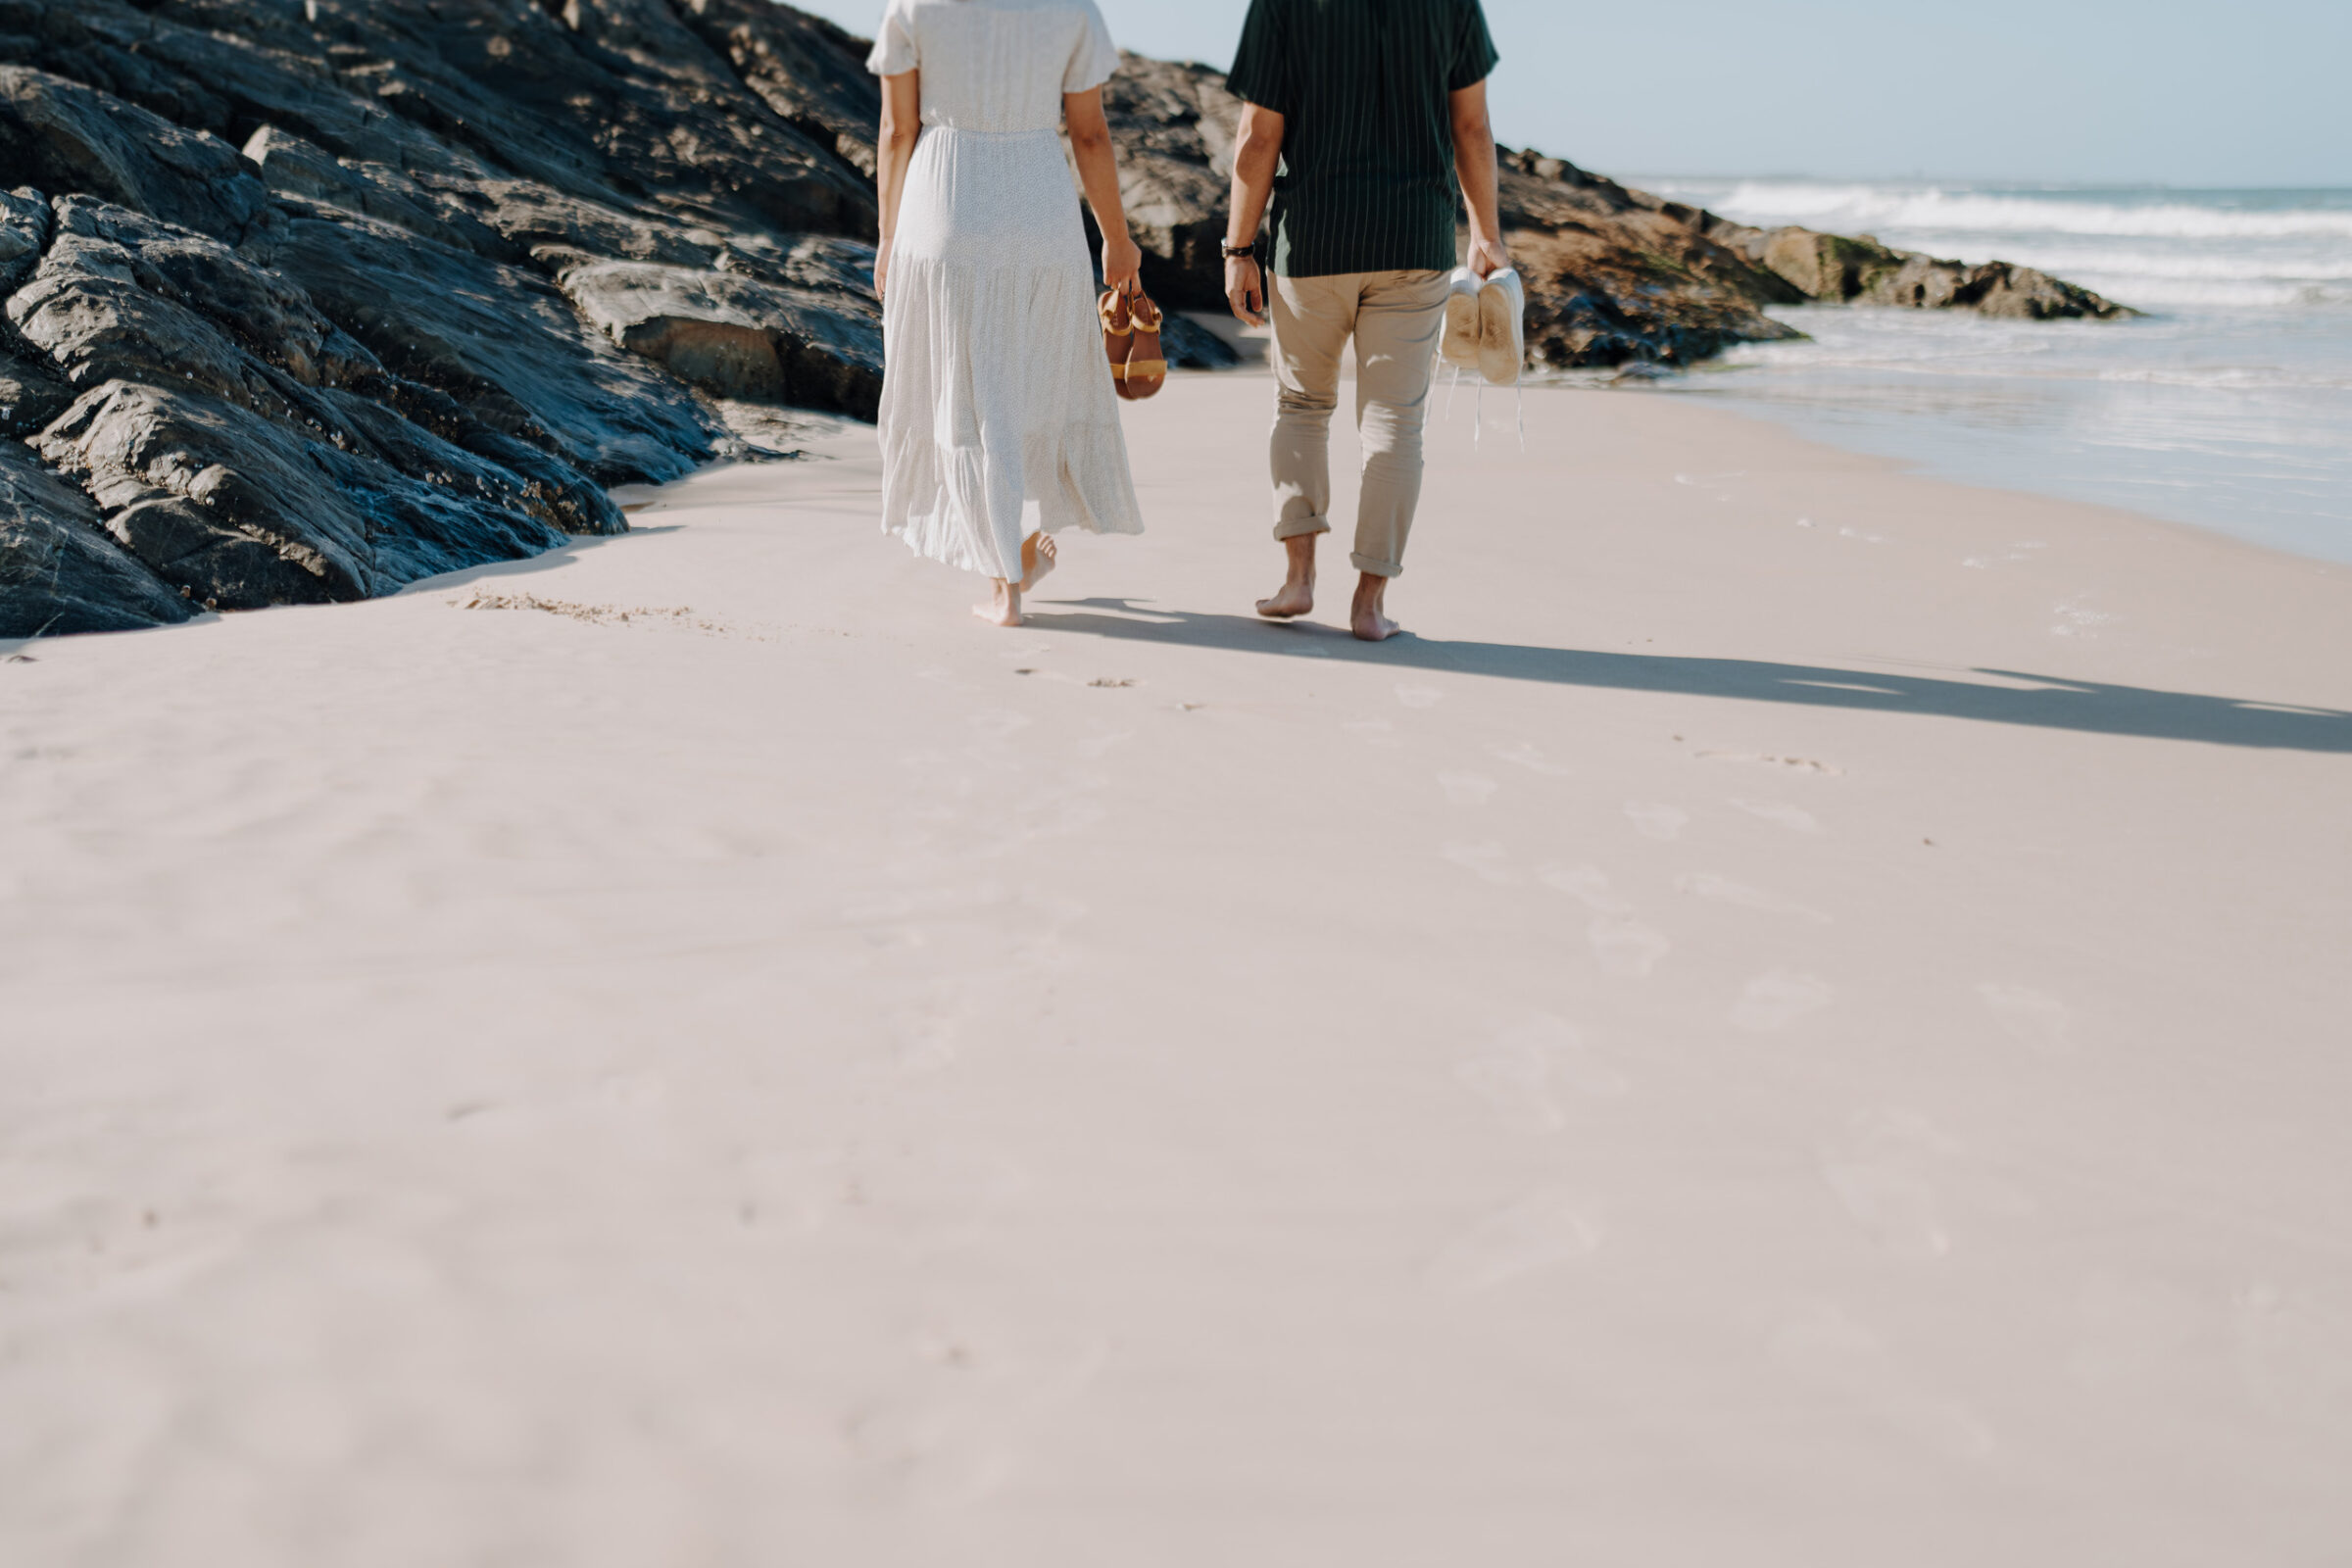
[867,0,1145,581]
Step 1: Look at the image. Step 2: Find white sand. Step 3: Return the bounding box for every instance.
[4,372,2350,1563]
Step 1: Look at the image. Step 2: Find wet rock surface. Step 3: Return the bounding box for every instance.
[0,0,890,635]
[0,3,2132,636]
[0,437,191,637]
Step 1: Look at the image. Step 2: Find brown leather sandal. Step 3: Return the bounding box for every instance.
[1123,291,1168,400]
[1100,288,1138,400]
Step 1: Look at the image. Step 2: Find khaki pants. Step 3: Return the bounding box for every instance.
[1268,269,1450,578]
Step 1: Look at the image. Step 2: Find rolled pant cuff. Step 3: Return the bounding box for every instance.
[1350,552,1403,579]
[1274,515,1332,543]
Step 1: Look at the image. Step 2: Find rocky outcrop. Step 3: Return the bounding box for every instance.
[0,0,903,636]
[1704,220,2132,320]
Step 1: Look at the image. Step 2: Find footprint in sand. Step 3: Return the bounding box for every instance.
[1730,969,1833,1032]
[1625,802,1689,841]
[1344,718,1403,749]
[895,1014,961,1076]
[1539,862,1632,915]
[1977,983,2073,1054]
[1816,1107,2035,1264]
[2069,1274,2203,1384]
[1456,1014,1627,1134]
[1428,1188,1603,1293]
[1589,916,1670,977]
[969,710,1032,740]
[1769,1300,1997,1459]
[1730,798,1824,835]
[1491,743,1575,777]
[1443,841,1521,885]
[1819,1154,1949,1262]
[2232,1282,2352,1428]
[1677,873,1832,923]
[1440,771,1498,806]
[1396,684,1444,710]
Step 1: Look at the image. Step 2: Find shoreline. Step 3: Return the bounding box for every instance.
[4,374,2348,1561]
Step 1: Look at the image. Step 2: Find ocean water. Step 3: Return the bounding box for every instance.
[1628,179,2352,564]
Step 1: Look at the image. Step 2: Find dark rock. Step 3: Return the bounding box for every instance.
[1,0,877,243]
[247,199,721,486]
[0,337,74,440]
[674,0,885,181]
[0,67,272,246]
[1493,152,1804,368]
[35,377,571,610]
[0,185,51,293]
[8,197,623,608]
[0,438,193,638]
[1706,220,2134,320]
[562,257,885,418]
[241,125,523,265]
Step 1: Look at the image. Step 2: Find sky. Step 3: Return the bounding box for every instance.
[788,0,2351,187]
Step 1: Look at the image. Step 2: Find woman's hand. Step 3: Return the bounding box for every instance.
[874,238,893,303]
[1102,232,1143,296]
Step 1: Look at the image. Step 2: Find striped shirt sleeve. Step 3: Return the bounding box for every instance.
[1450,0,1499,90]
[1224,0,1294,116]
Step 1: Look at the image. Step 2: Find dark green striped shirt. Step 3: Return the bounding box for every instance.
[1226,0,1500,278]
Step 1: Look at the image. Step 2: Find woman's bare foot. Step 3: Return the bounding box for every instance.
[1350,572,1401,642]
[1255,533,1318,618]
[1018,531,1058,592]
[974,578,1022,627]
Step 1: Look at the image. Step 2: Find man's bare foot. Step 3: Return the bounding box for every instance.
[1255,533,1318,618]
[974,578,1022,627]
[1019,531,1057,593]
[1350,572,1401,642]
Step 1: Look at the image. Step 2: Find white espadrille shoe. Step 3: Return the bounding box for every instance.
[1476,266,1526,387]
[1439,267,1483,369]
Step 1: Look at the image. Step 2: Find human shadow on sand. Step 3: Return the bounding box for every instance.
[1024,600,2352,755]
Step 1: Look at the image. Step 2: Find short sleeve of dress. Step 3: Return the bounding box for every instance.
[1062,1,1120,94]
[866,0,917,76]
[1449,0,1500,92]
[1224,0,1292,117]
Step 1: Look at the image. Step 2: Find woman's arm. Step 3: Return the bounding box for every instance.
[874,70,922,300]
[1064,87,1143,294]
[1223,102,1285,326]
[1449,79,1508,277]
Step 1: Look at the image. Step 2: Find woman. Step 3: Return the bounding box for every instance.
[868,0,1147,627]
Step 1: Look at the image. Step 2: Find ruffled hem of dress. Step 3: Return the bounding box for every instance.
[879,421,1146,579]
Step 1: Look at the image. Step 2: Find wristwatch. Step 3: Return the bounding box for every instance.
[1221,239,1257,260]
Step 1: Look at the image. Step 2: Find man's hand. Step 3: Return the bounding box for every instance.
[1467,236,1510,280]
[1226,253,1266,327]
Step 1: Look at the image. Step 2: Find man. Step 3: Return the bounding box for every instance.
[1222,0,1508,642]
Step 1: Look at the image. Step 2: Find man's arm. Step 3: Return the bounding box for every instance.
[1224,102,1284,326]
[1450,79,1508,278]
